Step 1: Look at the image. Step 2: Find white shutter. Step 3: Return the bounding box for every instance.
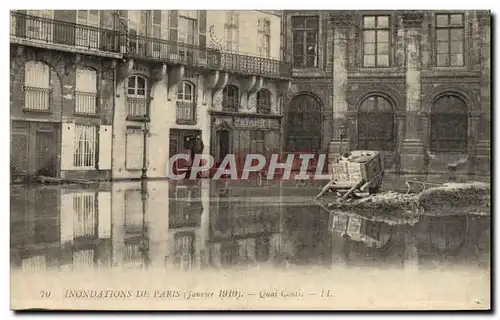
[60,192,74,243]
[98,125,112,170]
[98,191,111,238]
[25,61,49,88]
[61,123,75,170]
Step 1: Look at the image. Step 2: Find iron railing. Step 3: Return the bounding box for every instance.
[125,34,292,79]
[10,12,121,54]
[10,12,293,78]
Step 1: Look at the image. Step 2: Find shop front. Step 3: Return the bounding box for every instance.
[210,112,282,172]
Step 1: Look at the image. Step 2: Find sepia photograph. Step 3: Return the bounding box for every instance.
[7,4,492,311]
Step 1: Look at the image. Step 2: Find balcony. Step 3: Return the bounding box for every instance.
[10,12,122,58]
[125,34,292,79]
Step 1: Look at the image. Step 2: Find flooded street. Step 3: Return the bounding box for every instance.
[10,174,491,310]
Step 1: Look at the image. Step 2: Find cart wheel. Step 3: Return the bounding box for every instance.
[368,186,380,194]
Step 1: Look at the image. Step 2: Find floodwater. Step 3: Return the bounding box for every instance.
[10,174,491,310]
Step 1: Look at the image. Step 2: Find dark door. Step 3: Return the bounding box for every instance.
[218,130,230,164]
[35,130,56,177]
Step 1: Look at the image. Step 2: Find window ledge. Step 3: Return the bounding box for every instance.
[176,119,197,125]
[126,115,149,122]
[74,112,100,118]
[22,108,52,115]
[126,168,143,171]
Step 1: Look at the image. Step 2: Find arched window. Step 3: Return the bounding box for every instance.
[256,89,271,114]
[357,95,395,151]
[126,75,147,117]
[222,85,239,111]
[430,94,468,152]
[24,61,50,111]
[285,93,322,152]
[176,81,196,124]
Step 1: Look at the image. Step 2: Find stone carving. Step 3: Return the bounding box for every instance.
[247,94,257,111]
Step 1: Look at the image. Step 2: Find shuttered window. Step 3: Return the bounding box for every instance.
[24,61,50,111]
[75,68,97,114]
[125,128,144,170]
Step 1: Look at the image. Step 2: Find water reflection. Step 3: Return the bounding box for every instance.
[10,178,490,274]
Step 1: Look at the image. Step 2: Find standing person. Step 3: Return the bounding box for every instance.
[189,135,205,176]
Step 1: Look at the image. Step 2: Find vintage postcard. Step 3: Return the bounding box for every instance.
[9,8,491,311]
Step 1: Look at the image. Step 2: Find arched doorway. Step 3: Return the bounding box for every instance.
[285,94,322,152]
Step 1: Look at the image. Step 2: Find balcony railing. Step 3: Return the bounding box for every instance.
[10,12,121,54]
[125,34,292,79]
[127,96,147,117]
[10,12,293,79]
[125,34,220,69]
[23,86,50,111]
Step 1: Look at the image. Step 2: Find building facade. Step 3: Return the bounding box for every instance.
[10,9,292,182]
[281,10,491,174]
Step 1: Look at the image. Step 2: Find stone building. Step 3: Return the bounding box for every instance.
[281,10,491,174]
[10,10,119,183]
[10,10,292,182]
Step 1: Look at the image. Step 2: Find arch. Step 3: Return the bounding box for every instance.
[285,92,323,153]
[177,80,195,102]
[348,84,405,112]
[423,85,480,113]
[222,85,239,111]
[430,93,468,153]
[357,95,396,151]
[256,88,271,114]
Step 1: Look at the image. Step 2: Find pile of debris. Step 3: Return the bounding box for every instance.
[325,182,490,220]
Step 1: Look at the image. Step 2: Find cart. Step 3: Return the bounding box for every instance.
[316,150,385,201]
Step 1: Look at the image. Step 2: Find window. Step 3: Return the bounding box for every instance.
[225,11,239,51]
[75,68,97,114]
[127,10,147,55]
[256,89,271,114]
[357,95,395,151]
[125,128,144,170]
[430,94,468,152]
[72,192,96,238]
[73,125,97,169]
[24,61,50,111]
[26,10,53,42]
[291,16,318,68]
[151,10,168,58]
[258,19,270,58]
[76,10,99,48]
[176,81,196,124]
[363,15,390,67]
[222,85,239,111]
[126,75,147,117]
[179,16,195,45]
[436,13,465,67]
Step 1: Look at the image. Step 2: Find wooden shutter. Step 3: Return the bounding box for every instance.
[60,123,75,170]
[98,125,112,170]
[198,10,207,60]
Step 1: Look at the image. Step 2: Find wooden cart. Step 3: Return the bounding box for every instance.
[316,150,385,201]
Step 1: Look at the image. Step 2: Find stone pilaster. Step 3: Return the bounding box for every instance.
[328,11,353,164]
[476,11,491,174]
[468,112,481,175]
[395,112,406,173]
[400,12,425,174]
